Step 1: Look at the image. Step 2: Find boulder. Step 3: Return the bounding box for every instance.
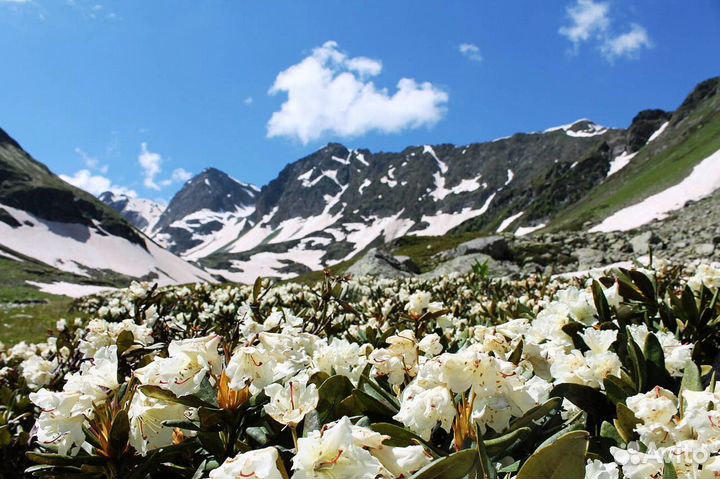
[346,248,420,278]
[573,248,605,271]
[454,236,509,260]
[629,231,660,255]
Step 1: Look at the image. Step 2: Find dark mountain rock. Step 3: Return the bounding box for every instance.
[626,109,672,152]
[151,167,258,254]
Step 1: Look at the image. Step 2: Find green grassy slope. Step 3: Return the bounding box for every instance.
[549,78,720,231]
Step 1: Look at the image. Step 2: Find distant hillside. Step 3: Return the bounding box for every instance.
[0,128,215,297]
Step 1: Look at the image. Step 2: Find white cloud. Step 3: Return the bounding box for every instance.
[171,168,192,182]
[559,0,651,62]
[0,0,32,3]
[138,142,162,190]
[60,169,136,197]
[75,147,108,174]
[601,23,652,60]
[559,0,610,47]
[137,143,192,191]
[458,43,483,63]
[243,96,253,105]
[267,41,448,144]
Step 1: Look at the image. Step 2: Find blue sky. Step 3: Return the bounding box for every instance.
[1,0,718,202]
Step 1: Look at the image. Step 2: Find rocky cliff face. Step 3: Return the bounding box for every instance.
[150,168,259,257]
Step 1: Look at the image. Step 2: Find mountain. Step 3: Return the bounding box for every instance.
[192,122,629,282]
[149,167,259,258]
[98,191,165,233]
[0,128,215,292]
[189,77,719,283]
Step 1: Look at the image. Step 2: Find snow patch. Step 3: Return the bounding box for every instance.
[26,281,117,298]
[515,223,545,236]
[590,148,720,232]
[0,203,214,285]
[358,179,372,194]
[647,121,669,144]
[607,151,638,177]
[413,193,496,236]
[504,169,514,186]
[497,211,524,232]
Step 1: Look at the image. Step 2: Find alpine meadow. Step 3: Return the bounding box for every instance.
[0,1,719,478]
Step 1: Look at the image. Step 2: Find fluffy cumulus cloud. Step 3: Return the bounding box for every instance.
[559,0,652,61]
[60,170,137,197]
[459,43,483,63]
[601,23,652,61]
[559,0,610,46]
[138,142,163,190]
[138,143,193,191]
[266,41,448,144]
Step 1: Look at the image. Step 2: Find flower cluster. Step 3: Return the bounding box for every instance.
[0,261,717,478]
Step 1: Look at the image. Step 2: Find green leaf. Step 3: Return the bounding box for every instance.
[369,423,445,457]
[351,388,398,417]
[549,384,614,421]
[644,333,673,389]
[245,426,270,446]
[600,421,624,448]
[680,360,703,416]
[25,452,105,466]
[509,397,563,431]
[516,430,589,479]
[198,407,227,430]
[483,427,531,457]
[626,331,647,392]
[591,280,612,323]
[475,424,497,479]
[614,403,640,443]
[139,385,216,409]
[603,375,634,405]
[116,330,135,355]
[408,449,478,479]
[109,409,130,453]
[680,360,702,393]
[663,460,678,479]
[316,374,354,423]
[508,339,524,365]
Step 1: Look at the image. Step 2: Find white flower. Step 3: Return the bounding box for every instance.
[28,388,90,455]
[135,335,221,397]
[28,346,119,455]
[418,333,443,357]
[210,447,286,479]
[128,392,187,455]
[20,354,56,390]
[369,330,418,385]
[227,345,276,394]
[579,329,617,354]
[585,459,619,479]
[626,387,678,425]
[312,338,368,384]
[264,380,319,427]
[556,287,596,325]
[371,445,433,478]
[292,416,386,479]
[688,263,720,291]
[406,291,431,316]
[393,384,455,440]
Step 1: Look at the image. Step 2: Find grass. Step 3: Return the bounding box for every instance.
[0,297,82,345]
[0,255,94,345]
[550,107,720,230]
[391,231,482,272]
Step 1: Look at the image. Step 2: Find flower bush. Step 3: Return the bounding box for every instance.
[0,260,718,478]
